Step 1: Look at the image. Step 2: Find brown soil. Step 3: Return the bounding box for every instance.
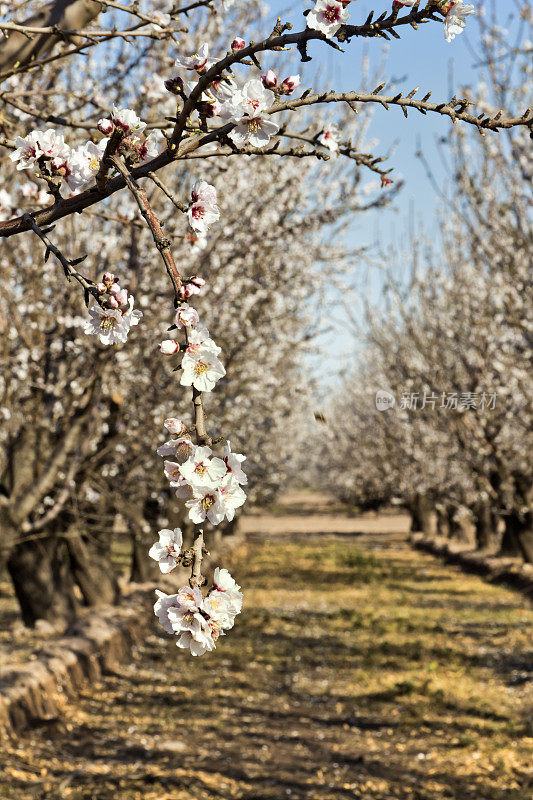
[0,491,531,799]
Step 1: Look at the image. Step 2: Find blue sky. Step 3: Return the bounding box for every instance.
[263,2,490,375]
[266,1,479,249]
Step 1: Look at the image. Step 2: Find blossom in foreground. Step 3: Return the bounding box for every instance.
[9,131,44,170]
[186,327,221,357]
[10,129,69,170]
[223,441,248,485]
[217,474,247,521]
[280,75,301,95]
[180,349,226,392]
[161,582,240,656]
[84,295,142,345]
[212,567,244,615]
[188,179,220,234]
[110,105,146,134]
[164,418,187,435]
[175,304,199,328]
[306,0,350,39]
[179,445,227,488]
[261,69,277,89]
[175,42,214,73]
[160,339,181,354]
[186,487,226,525]
[318,123,341,155]
[444,1,475,42]
[59,138,108,198]
[157,436,194,463]
[226,78,280,149]
[148,527,183,573]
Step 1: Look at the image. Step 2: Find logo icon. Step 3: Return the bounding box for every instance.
[375,390,395,411]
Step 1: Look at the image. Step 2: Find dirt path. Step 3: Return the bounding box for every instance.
[1,492,532,800]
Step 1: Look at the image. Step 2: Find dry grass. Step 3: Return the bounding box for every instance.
[0,492,531,799]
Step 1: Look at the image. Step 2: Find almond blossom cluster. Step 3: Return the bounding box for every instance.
[166,46,304,150]
[157,419,247,524]
[9,107,161,201]
[84,271,142,345]
[9,129,107,199]
[154,569,243,656]
[151,234,247,654]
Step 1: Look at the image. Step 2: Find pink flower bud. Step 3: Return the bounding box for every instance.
[185,283,201,296]
[96,282,106,294]
[231,37,246,51]
[381,174,393,188]
[103,272,115,284]
[160,340,180,354]
[280,75,301,94]
[98,118,114,135]
[109,283,121,295]
[164,418,187,434]
[115,289,129,306]
[108,296,120,309]
[261,70,277,89]
[190,275,206,287]
[175,304,199,329]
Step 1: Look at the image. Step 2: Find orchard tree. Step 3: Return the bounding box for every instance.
[0,0,531,650]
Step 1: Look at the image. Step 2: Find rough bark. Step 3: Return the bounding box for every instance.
[7,534,77,626]
[66,528,120,607]
[409,493,434,537]
[473,501,496,551]
[500,512,533,563]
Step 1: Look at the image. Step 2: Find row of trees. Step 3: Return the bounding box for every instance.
[321,4,533,561]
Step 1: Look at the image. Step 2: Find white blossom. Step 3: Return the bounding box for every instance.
[175,304,199,328]
[164,418,187,435]
[180,350,226,392]
[224,79,279,149]
[185,486,226,525]
[186,327,221,357]
[174,42,214,73]
[188,179,220,233]
[306,0,350,39]
[318,123,341,155]
[179,445,227,488]
[148,527,183,573]
[110,105,146,134]
[157,436,194,463]
[445,2,475,42]
[223,441,247,485]
[83,296,142,345]
[216,474,247,521]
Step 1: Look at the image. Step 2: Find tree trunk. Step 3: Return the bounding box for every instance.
[499,513,533,563]
[66,529,120,606]
[435,504,450,538]
[473,501,496,551]
[410,493,434,537]
[7,535,77,626]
